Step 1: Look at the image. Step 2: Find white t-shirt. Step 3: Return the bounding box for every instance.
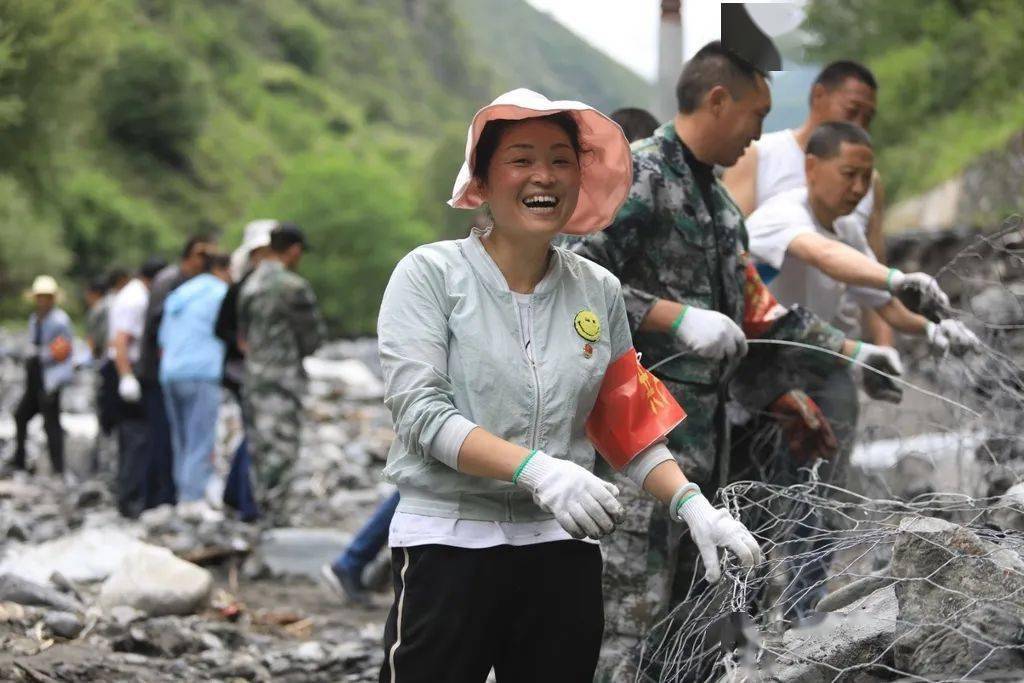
[755,129,874,228]
[747,187,890,325]
[106,278,149,363]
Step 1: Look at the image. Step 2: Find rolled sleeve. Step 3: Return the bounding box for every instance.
[430,414,478,470]
[378,252,473,466]
[622,440,673,489]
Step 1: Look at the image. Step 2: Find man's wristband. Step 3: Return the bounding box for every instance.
[886,268,900,292]
[670,305,690,332]
[847,340,863,367]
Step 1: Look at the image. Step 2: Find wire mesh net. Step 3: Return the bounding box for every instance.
[635,216,1024,682]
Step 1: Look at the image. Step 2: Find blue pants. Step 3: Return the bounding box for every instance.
[162,379,220,502]
[142,380,176,509]
[223,437,260,521]
[334,491,400,576]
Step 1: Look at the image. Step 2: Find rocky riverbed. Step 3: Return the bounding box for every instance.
[0,336,394,682]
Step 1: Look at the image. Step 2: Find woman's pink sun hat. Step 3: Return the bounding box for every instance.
[448,88,633,236]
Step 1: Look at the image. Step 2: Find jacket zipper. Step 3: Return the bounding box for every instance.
[512,294,543,522]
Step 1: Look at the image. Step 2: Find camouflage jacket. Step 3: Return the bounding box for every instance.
[238,260,326,388]
[574,122,845,399]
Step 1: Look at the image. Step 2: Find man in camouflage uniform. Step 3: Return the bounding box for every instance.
[574,42,879,681]
[238,224,325,521]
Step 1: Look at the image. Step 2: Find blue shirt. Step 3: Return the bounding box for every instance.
[158,273,228,382]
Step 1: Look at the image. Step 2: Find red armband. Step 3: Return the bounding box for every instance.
[586,349,686,470]
[742,257,787,338]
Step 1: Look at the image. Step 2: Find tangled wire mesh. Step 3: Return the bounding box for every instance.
[636,216,1024,682]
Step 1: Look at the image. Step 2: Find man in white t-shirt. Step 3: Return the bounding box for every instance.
[107,257,164,518]
[747,121,979,370]
[724,60,891,343]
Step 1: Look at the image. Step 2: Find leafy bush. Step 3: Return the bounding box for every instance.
[254,149,437,335]
[59,170,175,281]
[0,175,70,318]
[275,22,322,74]
[99,35,209,164]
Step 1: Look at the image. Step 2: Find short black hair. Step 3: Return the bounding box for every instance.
[610,107,659,143]
[139,256,168,280]
[269,222,307,253]
[471,111,583,185]
[87,277,108,295]
[675,41,766,114]
[104,267,130,290]
[806,121,873,159]
[202,251,231,273]
[181,234,212,261]
[812,60,878,102]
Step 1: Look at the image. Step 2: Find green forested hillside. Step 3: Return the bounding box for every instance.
[802,0,1024,204]
[0,0,650,333]
[453,0,653,114]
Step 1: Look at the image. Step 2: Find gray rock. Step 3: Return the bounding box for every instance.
[44,610,84,639]
[99,545,212,617]
[816,571,896,614]
[767,583,898,681]
[970,285,1024,328]
[0,573,82,612]
[891,516,1024,678]
[259,527,350,579]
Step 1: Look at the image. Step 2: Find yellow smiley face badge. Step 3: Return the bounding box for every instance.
[574,310,601,343]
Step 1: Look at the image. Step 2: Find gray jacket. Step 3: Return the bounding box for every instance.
[379,233,635,522]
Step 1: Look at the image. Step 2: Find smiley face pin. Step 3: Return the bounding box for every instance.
[574,310,601,342]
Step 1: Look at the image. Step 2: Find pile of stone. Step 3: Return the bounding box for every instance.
[757,515,1024,681]
[0,335,393,681]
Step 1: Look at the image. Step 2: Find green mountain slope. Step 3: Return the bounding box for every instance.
[453,0,654,114]
[0,0,653,332]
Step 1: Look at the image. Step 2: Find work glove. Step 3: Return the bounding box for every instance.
[887,270,950,319]
[673,306,748,361]
[672,484,761,584]
[926,319,981,357]
[118,374,142,403]
[515,451,624,540]
[768,390,838,464]
[853,342,903,403]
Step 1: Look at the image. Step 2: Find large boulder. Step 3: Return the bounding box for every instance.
[766,583,898,682]
[891,516,1024,678]
[99,545,212,617]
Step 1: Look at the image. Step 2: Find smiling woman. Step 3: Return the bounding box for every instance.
[368,89,760,682]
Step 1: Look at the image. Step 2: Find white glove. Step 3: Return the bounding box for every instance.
[926,319,981,356]
[673,306,748,361]
[515,451,624,540]
[672,485,761,584]
[888,270,950,315]
[118,374,142,403]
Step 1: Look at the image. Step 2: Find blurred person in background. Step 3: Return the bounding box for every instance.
[217,219,277,521]
[238,223,325,522]
[158,252,232,515]
[5,276,74,480]
[609,106,660,144]
[138,234,217,511]
[109,257,165,518]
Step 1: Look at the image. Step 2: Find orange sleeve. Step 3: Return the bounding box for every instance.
[742,257,788,338]
[586,348,686,470]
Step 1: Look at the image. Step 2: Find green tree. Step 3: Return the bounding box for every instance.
[99,35,209,165]
[255,150,436,335]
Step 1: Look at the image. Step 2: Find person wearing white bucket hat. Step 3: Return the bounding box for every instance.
[375,89,760,682]
[8,275,74,478]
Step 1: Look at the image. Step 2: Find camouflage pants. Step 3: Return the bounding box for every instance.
[596,382,721,683]
[243,380,303,522]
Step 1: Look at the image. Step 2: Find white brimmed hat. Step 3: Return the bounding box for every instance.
[230,219,278,280]
[448,88,632,236]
